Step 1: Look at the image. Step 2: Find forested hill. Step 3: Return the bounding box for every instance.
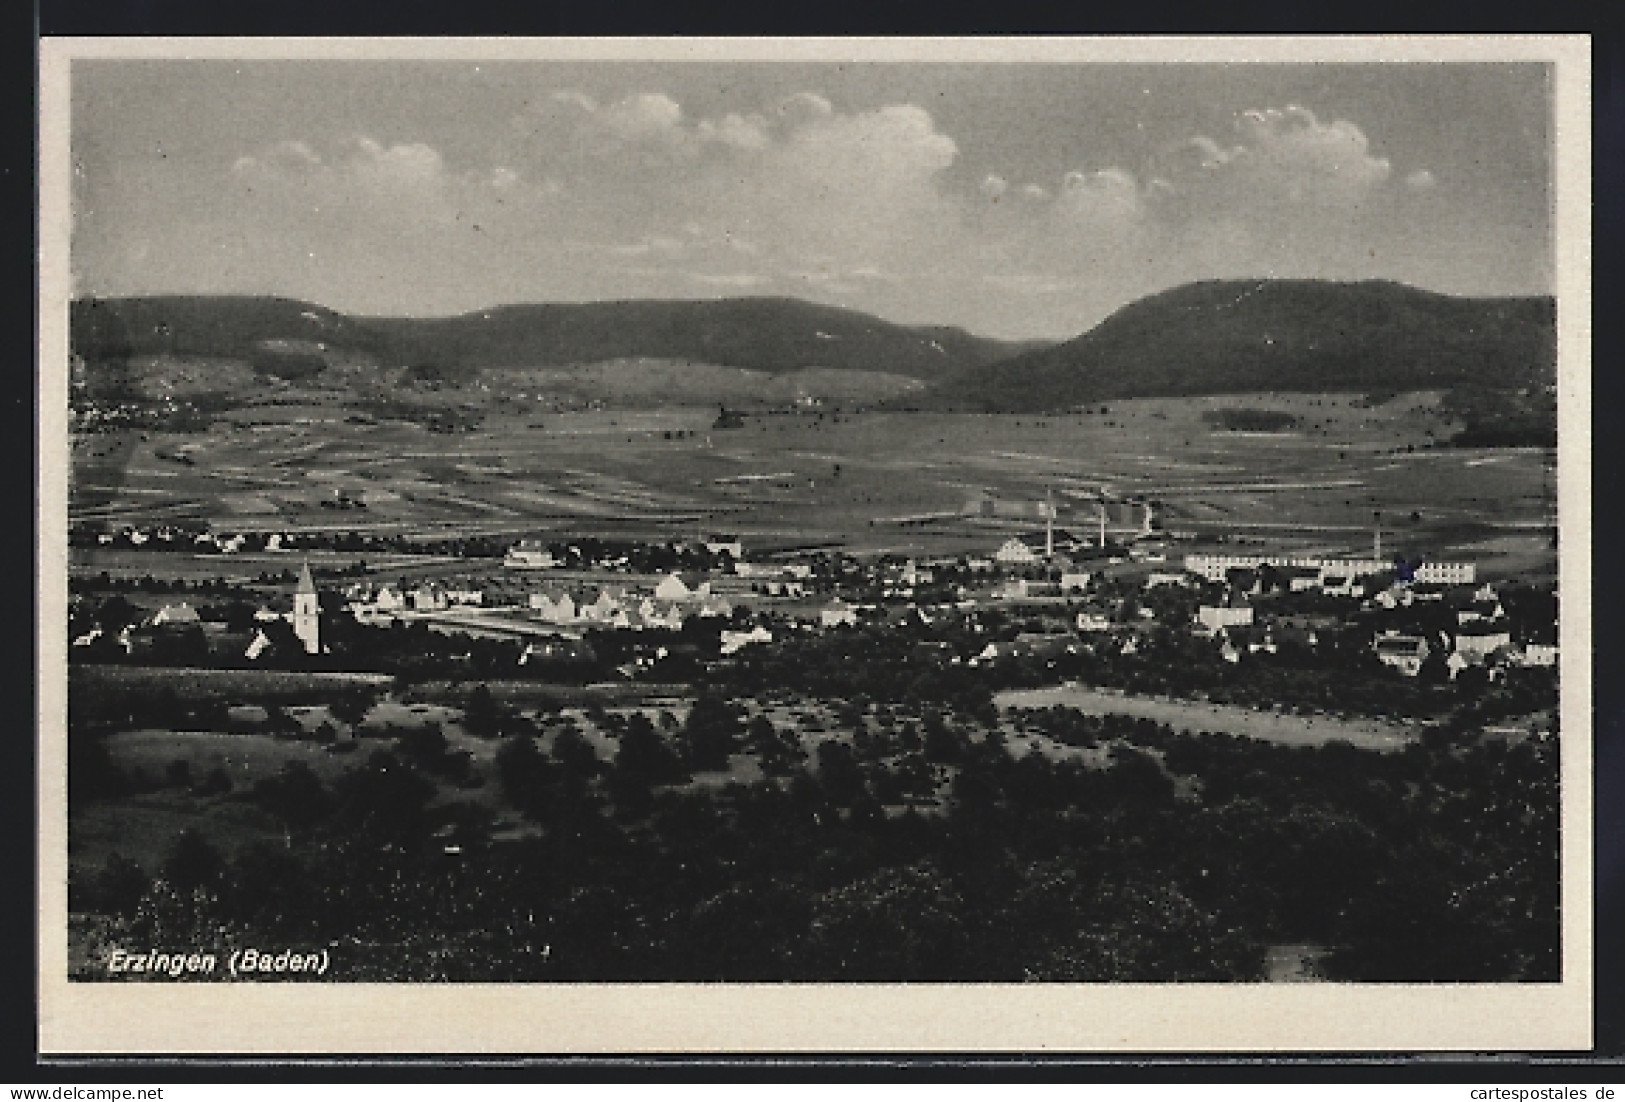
[69,294,1036,380]
[926,280,1557,412]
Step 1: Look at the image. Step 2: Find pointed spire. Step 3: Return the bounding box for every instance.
[296,559,317,595]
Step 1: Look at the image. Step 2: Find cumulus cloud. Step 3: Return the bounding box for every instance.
[1162,105,1392,207]
[230,135,541,228]
[1054,167,1144,225]
[506,90,965,292]
[214,95,1434,337]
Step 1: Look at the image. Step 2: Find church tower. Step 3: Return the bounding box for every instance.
[293,560,320,655]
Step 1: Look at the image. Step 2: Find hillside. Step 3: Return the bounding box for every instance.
[927,280,1557,412]
[70,294,1034,385]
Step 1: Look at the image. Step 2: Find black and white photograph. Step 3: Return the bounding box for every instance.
[36,36,1593,1053]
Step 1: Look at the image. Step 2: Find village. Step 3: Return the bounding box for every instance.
[69,505,1558,714]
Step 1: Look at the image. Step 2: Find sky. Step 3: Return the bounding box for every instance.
[70,59,1554,340]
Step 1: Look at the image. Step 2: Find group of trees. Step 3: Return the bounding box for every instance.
[71,676,1560,983]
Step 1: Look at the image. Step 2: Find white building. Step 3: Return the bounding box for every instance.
[993,538,1040,566]
[504,542,558,569]
[655,572,712,603]
[1184,553,1474,587]
[720,626,773,655]
[1374,632,1430,677]
[1059,571,1093,593]
[528,589,578,625]
[150,602,200,626]
[411,585,447,612]
[820,599,858,628]
[1196,597,1254,634]
[1516,642,1559,668]
[1454,624,1513,662]
[1075,611,1114,633]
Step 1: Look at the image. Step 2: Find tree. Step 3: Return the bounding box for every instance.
[615,714,689,786]
[194,765,233,797]
[816,741,866,806]
[395,723,452,773]
[332,751,437,839]
[495,735,557,818]
[462,683,505,738]
[161,829,227,893]
[680,694,742,772]
[74,853,149,916]
[550,727,602,780]
[251,761,332,830]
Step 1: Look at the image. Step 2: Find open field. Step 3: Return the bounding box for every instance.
[996,684,1419,752]
[71,393,1556,576]
[69,665,393,709]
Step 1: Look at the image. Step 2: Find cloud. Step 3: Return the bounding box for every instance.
[231,135,540,228]
[506,91,964,293]
[1167,105,1392,206]
[208,95,1434,338]
[1405,168,1438,191]
[1054,167,1145,226]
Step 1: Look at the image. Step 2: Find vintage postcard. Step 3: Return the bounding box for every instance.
[37,36,1593,1054]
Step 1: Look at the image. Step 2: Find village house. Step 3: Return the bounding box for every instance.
[1059,570,1094,593]
[655,571,713,603]
[528,587,578,624]
[1196,592,1254,635]
[1373,584,1416,610]
[719,626,773,655]
[820,598,859,629]
[993,537,1041,567]
[411,585,448,612]
[150,602,200,626]
[1515,641,1559,668]
[1075,610,1115,633]
[442,585,484,607]
[1373,632,1431,677]
[704,536,744,559]
[1320,573,1357,598]
[637,597,688,631]
[504,541,558,569]
[694,592,735,618]
[1453,621,1513,663]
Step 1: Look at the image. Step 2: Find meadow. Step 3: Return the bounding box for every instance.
[71,391,1556,577]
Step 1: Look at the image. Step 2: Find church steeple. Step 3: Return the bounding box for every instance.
[292,560,320,655]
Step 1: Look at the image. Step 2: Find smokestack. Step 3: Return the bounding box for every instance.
[1045,487,1054,558]
[1374,511,1382,560]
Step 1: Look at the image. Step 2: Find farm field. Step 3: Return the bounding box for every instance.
[995,684,1420,752]
[70,393,1556,576]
